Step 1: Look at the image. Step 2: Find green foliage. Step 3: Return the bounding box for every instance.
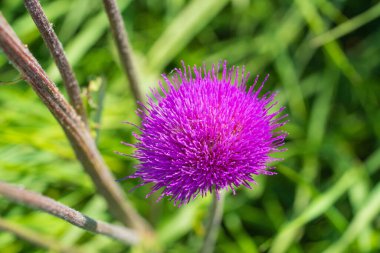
[1,0,380,252]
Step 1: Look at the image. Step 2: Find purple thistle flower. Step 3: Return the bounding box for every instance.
[123,61,287,206]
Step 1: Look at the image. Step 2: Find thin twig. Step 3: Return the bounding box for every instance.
[200,192,225,253]
[0,75,23,85]
[0,181,139,245]
[24,0,88,125]
[0,218,81,253]
[93,77,106,143]
[102,0,144,104]
[0,13,153,237]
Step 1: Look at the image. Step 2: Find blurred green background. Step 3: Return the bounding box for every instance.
[1,0,380,252]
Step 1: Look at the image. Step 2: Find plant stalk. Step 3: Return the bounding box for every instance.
[200,191,225,253]
[0,181,138,245]
[24,0,88,125]
[102,0,144,104]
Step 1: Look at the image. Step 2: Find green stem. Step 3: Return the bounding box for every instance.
[200,191,225,253]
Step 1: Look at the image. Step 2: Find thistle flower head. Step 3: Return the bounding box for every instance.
[123,61,287,206]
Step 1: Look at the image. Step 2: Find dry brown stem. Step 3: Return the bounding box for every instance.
[0,12,152,237]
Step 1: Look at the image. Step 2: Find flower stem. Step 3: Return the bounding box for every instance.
[102,0,143,104]
[24,0,88,126]
[0,181,139,245]
[200,191,225,253]
[0,217,80,253]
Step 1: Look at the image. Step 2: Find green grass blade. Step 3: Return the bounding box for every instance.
[295,0,361,83]
[269,168,358,253]
[311,2,380,47]
[146,0,229,73]
[323,182,380,253]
